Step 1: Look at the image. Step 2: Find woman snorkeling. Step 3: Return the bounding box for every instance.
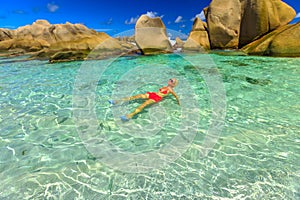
[109,78,180,121]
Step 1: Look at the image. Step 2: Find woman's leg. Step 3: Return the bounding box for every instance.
[121,93,148,102]
[125,99,155,119]
[111,93,148,105]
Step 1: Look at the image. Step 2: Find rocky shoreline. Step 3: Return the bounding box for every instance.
[0,0,299,62]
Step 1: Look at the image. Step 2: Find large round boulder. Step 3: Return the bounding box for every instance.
[135,15,172,55]
[206,0,242,49]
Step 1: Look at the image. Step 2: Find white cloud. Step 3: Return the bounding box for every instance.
[175,16,183,23]
[145,11,164,18]
[191,10,206,21]
[146,11,158,18]
[125,11,164,25]
[47,3,59,13]
[106,18,113,25]
[295,12,300,18]
[125,16,139,25]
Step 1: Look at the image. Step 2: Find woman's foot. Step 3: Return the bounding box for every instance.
[120,115,130,121]
[108,100,116,105]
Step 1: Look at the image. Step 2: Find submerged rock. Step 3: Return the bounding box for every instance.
[245,76,271,86]
[210,49,247,56]
[135,15,172,55]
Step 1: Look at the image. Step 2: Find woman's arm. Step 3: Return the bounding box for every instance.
[170,90,180,105]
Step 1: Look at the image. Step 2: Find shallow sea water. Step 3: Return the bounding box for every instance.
[0,53,299,199]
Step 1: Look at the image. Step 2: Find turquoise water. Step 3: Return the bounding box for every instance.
[0,54,299,199]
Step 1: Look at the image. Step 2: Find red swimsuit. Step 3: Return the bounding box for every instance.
[147,88,169,102]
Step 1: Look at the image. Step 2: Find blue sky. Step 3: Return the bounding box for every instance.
[0,0,299,37]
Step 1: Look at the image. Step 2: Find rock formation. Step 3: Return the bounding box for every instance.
[0,28,14,41]
[205,0,296,49]
[206,0,241,49]
[183,17,210,51]
[174,37,184,49]
[239,0,296,47]
[0,19,136,61]
[242,22,300,57]
[268,23,300,57]
[13,20,97,44]
[135,15,172,55]
[1,0,299,60]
